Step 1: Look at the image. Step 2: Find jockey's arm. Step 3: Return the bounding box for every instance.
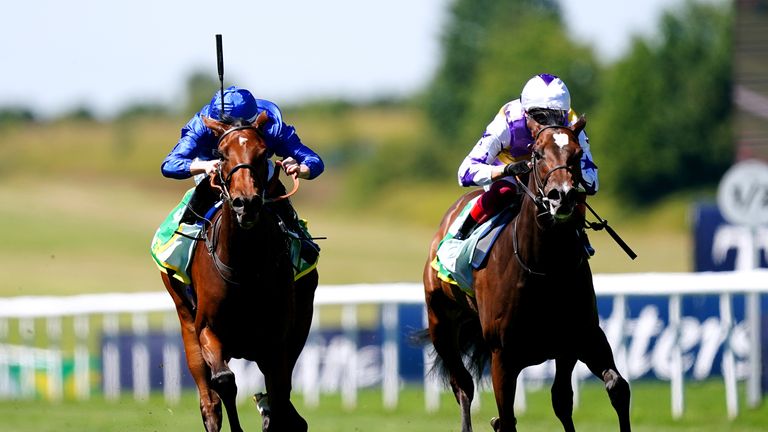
[457,114,509,187]
[268,122,325,180]
[161,114,214,179]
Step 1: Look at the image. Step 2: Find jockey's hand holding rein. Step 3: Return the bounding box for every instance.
[190,159,221,176]
[489,161,532,181]
[281,157,311,179]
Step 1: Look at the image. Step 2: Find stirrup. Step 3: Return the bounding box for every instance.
[453,217,479,241]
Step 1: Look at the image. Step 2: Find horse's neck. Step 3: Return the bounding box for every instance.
[516,196,579,268]
[215,207,280,261]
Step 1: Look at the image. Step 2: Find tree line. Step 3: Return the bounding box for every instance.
[422,0,733,205]
[1,0,732,206]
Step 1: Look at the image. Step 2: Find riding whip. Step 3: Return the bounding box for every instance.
[583,201,637,260]
[216,34,225,116]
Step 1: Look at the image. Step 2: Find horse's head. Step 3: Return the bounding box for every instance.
[526,116,587,221]
[203,111,271,229]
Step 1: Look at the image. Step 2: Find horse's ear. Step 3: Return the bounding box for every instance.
[253,111,269,130]
[202,116,228,137]
[571,115,587,137]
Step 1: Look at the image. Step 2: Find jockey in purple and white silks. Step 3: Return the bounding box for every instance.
[454,74,598,254]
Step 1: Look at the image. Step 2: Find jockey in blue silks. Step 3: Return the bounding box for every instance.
[163,86,324,181]
[162,86,324,227]
[454,74,598,255]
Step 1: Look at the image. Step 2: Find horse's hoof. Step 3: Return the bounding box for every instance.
[490,417,500,431]
[253,392,271,416]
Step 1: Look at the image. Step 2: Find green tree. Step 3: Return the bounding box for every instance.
[593,1,733,204]
[184,71,220,117]
[423,0,599,170]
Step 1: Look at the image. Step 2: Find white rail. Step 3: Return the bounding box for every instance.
[0,270,766,418]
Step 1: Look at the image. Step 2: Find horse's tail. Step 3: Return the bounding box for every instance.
[410,320,490,385]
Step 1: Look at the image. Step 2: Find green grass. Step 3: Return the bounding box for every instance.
[0,381,766,431]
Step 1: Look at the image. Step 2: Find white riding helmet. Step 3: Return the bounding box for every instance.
[520,74,571,111]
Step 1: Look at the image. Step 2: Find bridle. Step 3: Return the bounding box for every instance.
[511,125,583,276]
[515,125,577,217]
[211,124,300,205]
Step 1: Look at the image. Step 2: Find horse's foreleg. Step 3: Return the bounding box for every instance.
[489,351,519,432]
[163,275,223,432]
[579,327,631,432]
[552,357,577,432]
[200,327,244,432]
[289,271,318,367]
[260,352,308,432]
[179,322,222,432]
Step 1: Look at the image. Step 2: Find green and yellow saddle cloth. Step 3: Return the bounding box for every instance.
[431,196,516,294]
[150,188,319,285]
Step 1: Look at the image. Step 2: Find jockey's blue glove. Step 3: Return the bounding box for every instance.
[503,161,531,177]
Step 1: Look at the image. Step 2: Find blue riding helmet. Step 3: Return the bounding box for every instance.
[208,86,259,122]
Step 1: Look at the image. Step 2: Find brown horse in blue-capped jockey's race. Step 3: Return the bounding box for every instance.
[161,111,318,432]
[423,116,631,432]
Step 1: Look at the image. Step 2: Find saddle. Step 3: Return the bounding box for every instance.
[150,187,319,286]
[432,197,518,293]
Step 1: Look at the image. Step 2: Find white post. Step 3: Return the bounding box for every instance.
[301,309,321,408]
[571,365,580,409]
[19,317,35,399]
[74,315,91,400]
[514,372,526,414]
[131,313,150,402]
[720,293,739,419]
[341,304,357,410]
[103,314,121,401]
[470,377,481,413]
[162,312,181,405]
[669,294,684,419]
[746,226,762,408]
[46,316,63,401]
[0,318,9,398]
[381,303,399,410]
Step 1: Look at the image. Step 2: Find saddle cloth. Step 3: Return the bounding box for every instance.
[150,188,319,285]
[431,197,516,293]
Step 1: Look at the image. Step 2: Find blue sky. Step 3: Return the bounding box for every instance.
[0,0,691,118]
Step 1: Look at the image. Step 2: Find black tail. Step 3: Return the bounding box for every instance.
[410,319,490,385]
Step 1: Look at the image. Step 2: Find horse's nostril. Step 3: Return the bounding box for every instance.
[547,189,562,201]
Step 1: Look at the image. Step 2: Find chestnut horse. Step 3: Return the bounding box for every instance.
[423,117,631,432]
[161,112,318,432]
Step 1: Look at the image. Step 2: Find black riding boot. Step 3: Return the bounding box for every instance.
[269,199,320,262]
[180,181,219,225]
[453,214,479,241]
